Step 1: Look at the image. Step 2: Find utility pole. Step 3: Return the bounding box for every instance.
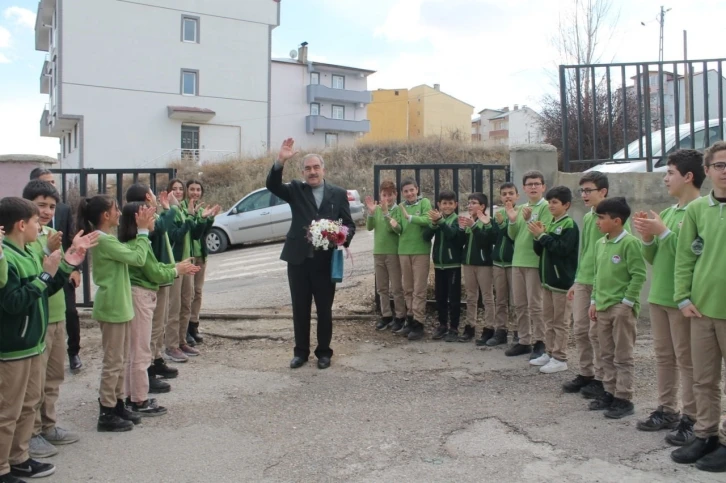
[684,30,690,123]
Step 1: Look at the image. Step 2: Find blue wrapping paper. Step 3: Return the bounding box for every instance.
[331,248,344,283]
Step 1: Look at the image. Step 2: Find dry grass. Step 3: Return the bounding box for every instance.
[169,139,510,209]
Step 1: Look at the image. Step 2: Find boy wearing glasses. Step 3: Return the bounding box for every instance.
[671,141,726,473]
[505,171,552,359]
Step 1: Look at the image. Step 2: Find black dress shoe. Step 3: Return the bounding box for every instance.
[289,357,307,369]
[671,436,720,464]
[69,354,82,372]
[317,357,331,369]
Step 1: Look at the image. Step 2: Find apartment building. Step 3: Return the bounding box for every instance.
[365,88,409,142]
[36,0,280,169]
[475,105,544,146]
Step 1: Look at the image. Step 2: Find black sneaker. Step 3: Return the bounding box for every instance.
[115,399,141,425]
[605,397,634,419]
[149,374,171,394]
[376,316,393,330]
[10,459,55,479]
[695,444,726,472]
[432,325,448,340]
[475,328,495,346]
[153,358,178,379]
[185,332,196,347]
[562,375,594,393]
[444,329,459,342]
[636,406,680,431]
[666,414,696,446]
[530,341,545,360]
[458,325,476,342]
[671,436,720,464]
[389,318,405,332]
[580,379,605,399]
[0,473,27,483]
[407,321,424,341]
[97,401,134,432]
[588,391,614,411]
[130,399,168,417]
[394,319,412,336]
[485,329,508,347]
[504,343,532,357]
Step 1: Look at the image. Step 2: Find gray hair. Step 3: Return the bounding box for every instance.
[302,153,324,168]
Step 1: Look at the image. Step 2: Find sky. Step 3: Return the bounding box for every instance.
[0,0,724,157]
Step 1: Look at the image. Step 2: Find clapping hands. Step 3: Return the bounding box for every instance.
[527,220,546,237]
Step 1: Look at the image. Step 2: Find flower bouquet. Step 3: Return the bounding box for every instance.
[306,219,349,282]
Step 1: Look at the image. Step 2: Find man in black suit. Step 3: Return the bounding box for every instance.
[30,168,83,371]
[266,138,355,369]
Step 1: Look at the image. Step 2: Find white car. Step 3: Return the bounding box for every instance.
[205,187,364,254]
[585,118,726,173]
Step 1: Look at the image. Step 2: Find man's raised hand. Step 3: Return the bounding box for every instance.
[277,138,299,165]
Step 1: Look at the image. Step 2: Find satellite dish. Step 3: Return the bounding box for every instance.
[289,50,298,59]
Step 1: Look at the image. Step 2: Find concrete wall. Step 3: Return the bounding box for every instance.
[364,89,409,142]
[0,160,56,198]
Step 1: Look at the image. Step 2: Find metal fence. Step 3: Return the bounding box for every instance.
[560,57,726,172]
[54,168,176,307]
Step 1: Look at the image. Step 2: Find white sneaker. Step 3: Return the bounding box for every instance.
[529,353,551,366]
[540,359,568,374]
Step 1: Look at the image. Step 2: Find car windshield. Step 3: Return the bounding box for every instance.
[613,119,725,160]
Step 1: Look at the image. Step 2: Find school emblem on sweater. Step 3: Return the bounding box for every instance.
[691,236,704,256]
[611,255,621,264]
[555,226,563,234]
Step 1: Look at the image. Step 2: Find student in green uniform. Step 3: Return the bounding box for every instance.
[0,226,5,288]
[22,181,81,459]
[488,183,519,347]
[458,193,499,343]
[365,180,406,331]
[588,197,646,419]
[423,190,465,342]
[632,149,704,445]
[0,197,90,481]
[528,186,579,374]
[119,202,199,418]
[77,195,155,433]
[393,178,433,341]
[505,170,553,359]
[671,141,726,472]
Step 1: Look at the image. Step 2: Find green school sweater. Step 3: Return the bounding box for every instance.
[91,231,149,323]
[0,254,6,288]
[592,231,646,316]
[168,203,196,263]
[127,238,177,292]
[492,209,514,268]
[366,205,401,255]
[674,193,726,319]
[507,198,553,269]
[150,209,177,267]
[533,214,579,293]
[575,208,632,286]
[422,212,465,269]
[28,226,66,323]
[393,198,433,256]
[642,204,689,308]
[462,219,498,266]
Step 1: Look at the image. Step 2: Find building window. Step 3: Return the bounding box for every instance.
[325,133,338,147]
[332,75,345,89]
[310,103,320,116]
[332,105,345,120]
[181,70,198,96]
[182,16,200,43]
[310,72,320,85]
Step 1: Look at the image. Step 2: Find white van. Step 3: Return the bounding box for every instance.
[585,118,726,173]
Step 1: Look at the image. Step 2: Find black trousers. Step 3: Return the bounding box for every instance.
[435,267,462,329]
[287,254,336,360]
[64,282,81,356]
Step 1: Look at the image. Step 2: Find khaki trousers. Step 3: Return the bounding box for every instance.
[463,265,497,329]
[650,303,696,417]
[166,274,194,350]
[399,255,430,322]
[0,356,42,475]
[572,283,603,379]
[690,316,726,442]
[374,254,406,319]
[190,260,207,323]
[511,267,544,346]
[493,266,513,331]
[543,289,572,361]
[597,304,637,401]
[125,287,156,404]
[151,285,170,360]
[34,322,66,435]
[99,321,131,408]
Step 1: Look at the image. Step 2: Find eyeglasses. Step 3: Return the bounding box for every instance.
[707,162,726,172]
[578,188,600,195]
[524,182,543,188]
[467,201,481,205]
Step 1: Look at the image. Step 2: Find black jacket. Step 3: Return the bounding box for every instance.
[422,213,465,269]
[51,202,74,251]
[461,220,499,266]
[266,164,355,265]
[533,215,579,293]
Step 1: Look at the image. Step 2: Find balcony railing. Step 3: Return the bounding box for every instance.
[307,84,372,105]
[306,115,371,134]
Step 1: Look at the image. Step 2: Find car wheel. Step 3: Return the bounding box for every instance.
[206,228,229,255]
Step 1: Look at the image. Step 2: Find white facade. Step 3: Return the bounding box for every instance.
[476,106,544,146]
[36,0,279,169]
[270,52,373,151]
